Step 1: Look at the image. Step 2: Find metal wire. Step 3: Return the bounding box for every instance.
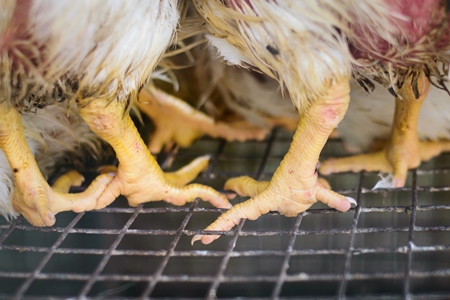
[0,128,450,299]
[338,172,364,298]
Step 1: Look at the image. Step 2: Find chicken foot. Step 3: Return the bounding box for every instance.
[98,154,213,188]
[193,78,355,244]
[78,97,230,210]
[0,101,113,226]
[320,73,450,187]
[136,86,268,154]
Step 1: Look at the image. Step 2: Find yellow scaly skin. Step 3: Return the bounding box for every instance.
[193,78,354,244]
[78,97,231,210]
[320,73,450,187]
[0,102,113,226]
[136,86,268,154]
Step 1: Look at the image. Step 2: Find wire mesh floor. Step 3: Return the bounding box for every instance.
[1,128,450,299]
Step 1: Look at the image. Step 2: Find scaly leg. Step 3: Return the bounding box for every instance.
[320,74,450,187]
[0,102,113,226]
[78,97,231,210]
[193,78,355,244]
[136,86,268,154]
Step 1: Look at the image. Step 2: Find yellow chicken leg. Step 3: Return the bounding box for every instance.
[78,97,231,210]
[0,102,113,226]
[193,78,355,244]
[320,73,450,187]
[136,86,268,154]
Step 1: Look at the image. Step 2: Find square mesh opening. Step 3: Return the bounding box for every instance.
[1,129,450,299]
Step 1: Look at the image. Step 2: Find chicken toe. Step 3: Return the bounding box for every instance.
[195,172,351,245]
[51,170,85,193]
[136,86,268,154]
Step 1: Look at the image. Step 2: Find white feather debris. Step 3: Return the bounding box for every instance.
[372,173,396,190]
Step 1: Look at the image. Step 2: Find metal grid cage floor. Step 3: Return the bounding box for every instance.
[1,128,450,299]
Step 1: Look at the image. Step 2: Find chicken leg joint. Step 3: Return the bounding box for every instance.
[0,101,113,226]
[193,78,356,245]
[320,73,450,187]
[78,97,231,210]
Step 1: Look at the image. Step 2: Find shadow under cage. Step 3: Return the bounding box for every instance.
[0,128,450,299]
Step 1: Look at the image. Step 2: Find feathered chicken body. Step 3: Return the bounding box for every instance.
[1,0,177,110]
[0,0,231,226]
[198,0,353,110]
[349,0,450,92]
[199,1,450,100]
[192,0,450,243]
[135,20,292,154]
[205,51,299,130]
[155,43,298,130]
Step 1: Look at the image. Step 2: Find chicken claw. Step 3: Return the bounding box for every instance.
[194,174,352,244]
[0,102,113,226]
[193,79,355,244]
[320,73,450,187]
[136,86,268,154]
[79,97,230,210]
